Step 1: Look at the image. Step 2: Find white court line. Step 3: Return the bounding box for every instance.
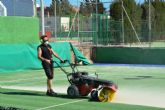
[0,76,66,84]
[35,99,86,110]
[0,69,66,83]
[0,76,45,83]
[0,78,66,85]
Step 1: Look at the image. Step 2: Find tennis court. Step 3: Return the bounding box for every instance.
[1,64,165,110]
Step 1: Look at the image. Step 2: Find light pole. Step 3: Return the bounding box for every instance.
[121,0,124,44]
[40,0,45,35]
[54,0,57,38]
[32,0,36,17]
[149,0,151,47]
[77,0,80,45]
[96,0,98,46]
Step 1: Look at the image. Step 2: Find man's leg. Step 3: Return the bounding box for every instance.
[49,62,55,93]
[47,79,52,91]
[46,62,57,96]
[46,78,57,96]
[42,62,56,96]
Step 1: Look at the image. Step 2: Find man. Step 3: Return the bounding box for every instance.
[37,35,64,96]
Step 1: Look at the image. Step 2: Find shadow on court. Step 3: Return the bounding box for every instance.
[1,91,44,96]
[124,75,165,80]
[0,91,89,100]
[52,94,89,99]
[124,75,153,80]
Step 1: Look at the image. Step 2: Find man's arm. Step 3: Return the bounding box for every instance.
[51,49,63,62]
[38,47,51,64]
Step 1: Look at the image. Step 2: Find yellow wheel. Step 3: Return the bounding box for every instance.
[98,87,115,102]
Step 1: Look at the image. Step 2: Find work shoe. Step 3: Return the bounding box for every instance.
[46,90,57,96]
[50,89,57,94]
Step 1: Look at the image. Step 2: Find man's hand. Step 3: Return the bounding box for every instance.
[45,59,51,64]
[60,59,65,63]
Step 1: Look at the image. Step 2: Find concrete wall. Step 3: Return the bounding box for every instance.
[0,16,39,43]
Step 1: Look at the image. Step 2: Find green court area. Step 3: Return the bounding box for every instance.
[0,65,165,110]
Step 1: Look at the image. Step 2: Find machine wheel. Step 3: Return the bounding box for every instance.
[90,90,98,101]
[98,87,115,102]
[67,85,79,97]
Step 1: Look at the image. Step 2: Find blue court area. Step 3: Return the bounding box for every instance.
[95,63,165,68]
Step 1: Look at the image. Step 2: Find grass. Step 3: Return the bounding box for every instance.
[0,65,165,110]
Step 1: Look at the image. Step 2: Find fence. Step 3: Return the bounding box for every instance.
[41,14,165,47]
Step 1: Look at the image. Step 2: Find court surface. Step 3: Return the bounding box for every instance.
[0,64,165,110]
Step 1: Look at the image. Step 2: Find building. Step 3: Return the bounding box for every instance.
[0,0,35,17]
[0,1,7,16]
[36,6,50,17]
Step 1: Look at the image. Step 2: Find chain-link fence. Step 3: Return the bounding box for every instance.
[40,14,165,47]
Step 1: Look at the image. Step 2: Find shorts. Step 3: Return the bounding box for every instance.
[42,61,54,79]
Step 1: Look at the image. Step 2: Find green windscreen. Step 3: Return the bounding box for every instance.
[70,43,90,65]
[0,42,90,73]
[92,47,165,64]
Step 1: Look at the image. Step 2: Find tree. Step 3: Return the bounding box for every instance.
[60,0,72,15]
[80,0,93,16]
[49,0,74,16]
[49,0,61,16]
[141,0,165,41]
[151,0,165,40]
[79,0,105,16]
[110,1,122,21]
[141,1,155,41]
[110,0,142,43]
[94,0,105,14]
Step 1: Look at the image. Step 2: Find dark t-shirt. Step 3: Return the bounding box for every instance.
[37,43,53,61]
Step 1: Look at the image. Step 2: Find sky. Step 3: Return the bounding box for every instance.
[36,0,145,7]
